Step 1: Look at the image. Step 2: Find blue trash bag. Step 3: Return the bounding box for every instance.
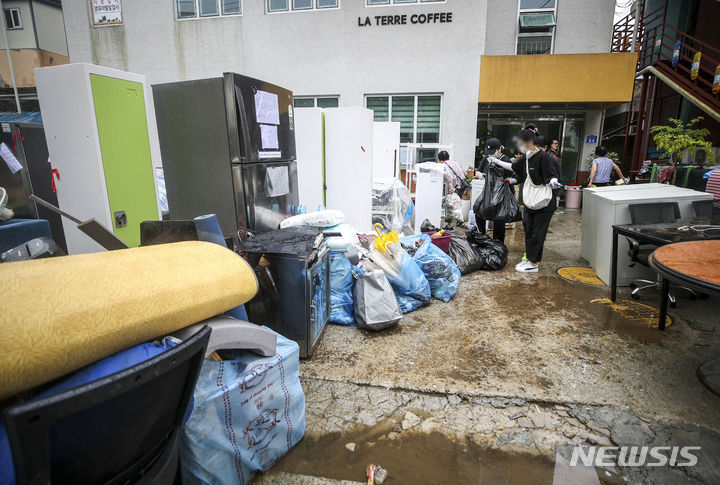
[328,251,355,326]
[385,249,431,314]
[400,234,461,302]
[0,339,179,485]
[181,331,306,485]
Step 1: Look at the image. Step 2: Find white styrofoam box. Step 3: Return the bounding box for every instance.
[372,122,400,180]
[470,177,485,209]
[324,107,374,233]
[294,107,325,212]
[414,163,445,233]
[588,185,713,286]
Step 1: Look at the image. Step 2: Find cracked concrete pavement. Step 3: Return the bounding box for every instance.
[255,211,720,484]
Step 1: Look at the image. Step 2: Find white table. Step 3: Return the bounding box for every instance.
[581,184,713,286]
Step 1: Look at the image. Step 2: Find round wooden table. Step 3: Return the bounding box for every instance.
[650,240,720,396]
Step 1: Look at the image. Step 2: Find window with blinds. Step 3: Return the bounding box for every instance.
[365,94,441,144]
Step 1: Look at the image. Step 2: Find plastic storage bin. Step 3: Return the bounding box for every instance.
[423,231,451,254]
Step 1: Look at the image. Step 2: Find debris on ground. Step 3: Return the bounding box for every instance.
[345,442,356,452]
[401,411,421,429]
[374,466,388,484]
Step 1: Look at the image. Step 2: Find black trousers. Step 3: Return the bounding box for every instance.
[522,208,554,263]
[475,215,505,242]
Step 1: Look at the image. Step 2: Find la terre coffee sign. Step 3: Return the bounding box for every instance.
[358,11,453,27]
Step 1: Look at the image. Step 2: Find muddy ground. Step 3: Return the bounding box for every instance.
[254,211,720,485]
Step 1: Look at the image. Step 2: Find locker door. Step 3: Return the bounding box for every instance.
[90,74,157,247]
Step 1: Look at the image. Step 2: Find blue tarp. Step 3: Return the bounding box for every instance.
[0,111,42,124]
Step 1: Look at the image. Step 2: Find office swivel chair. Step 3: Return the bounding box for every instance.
[626,202,696,306]
[2,326,211,485]
[692,199,714,217]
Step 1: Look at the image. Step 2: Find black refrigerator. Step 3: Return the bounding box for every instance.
[152,73,299,239]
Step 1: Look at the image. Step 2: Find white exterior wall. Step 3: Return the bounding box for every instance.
[33,0,69,56]
[61,0,486,166]
[0,0,36,49]
[484,0,615,56]
[554,0,614,54]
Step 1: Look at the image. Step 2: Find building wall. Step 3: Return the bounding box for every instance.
[0,0,37,50]
[0,48,68,87]
[62,0,487,166]
[484,0,615,56]
[553,0,614,54]
[33,0,69,56]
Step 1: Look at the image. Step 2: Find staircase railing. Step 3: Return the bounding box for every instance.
[614,3,720,111]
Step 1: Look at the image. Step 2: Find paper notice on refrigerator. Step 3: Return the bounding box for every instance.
[260,124,279,149]
[265,166,290,197]
[0,142,22,174]
[254,90,280,125]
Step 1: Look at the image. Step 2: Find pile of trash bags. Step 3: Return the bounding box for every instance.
[400,234,460,303]
[327,223,462,330]
[448,226,508,275]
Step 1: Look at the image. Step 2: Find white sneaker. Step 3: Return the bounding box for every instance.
[516,261,539,273]
[515,260,531,271]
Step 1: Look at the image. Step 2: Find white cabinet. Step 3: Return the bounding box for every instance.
[324,107,374,232]
[583,184,713,285]
[372,122,400,180]
[295,108,325,212]
[35,63,161,254]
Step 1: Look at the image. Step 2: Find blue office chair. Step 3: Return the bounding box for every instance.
[626,202,696,306]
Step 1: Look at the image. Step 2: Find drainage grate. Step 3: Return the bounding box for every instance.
[556,266,605,286]
[590,298,673,329]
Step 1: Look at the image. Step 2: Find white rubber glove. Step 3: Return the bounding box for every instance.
[548,178,562,189]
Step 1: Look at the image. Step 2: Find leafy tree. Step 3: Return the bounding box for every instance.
[650,116,715,164]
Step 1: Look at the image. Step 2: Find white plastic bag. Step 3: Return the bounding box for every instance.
[280,209,345,229]
[443,193,464,222]
[354,270,402,330]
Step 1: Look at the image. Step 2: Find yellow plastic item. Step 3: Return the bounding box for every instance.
[431,230,445,239]
[0,241,258,399]
[373,223,399,253]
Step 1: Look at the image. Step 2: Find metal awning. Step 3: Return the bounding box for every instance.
[0,111,42,124]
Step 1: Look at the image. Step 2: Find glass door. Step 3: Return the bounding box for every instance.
[561,117,583,184]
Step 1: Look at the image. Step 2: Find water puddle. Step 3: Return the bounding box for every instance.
[272,428,557,484]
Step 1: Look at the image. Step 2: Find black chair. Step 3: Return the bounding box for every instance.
[2,326,211,485]
[626,202,696,306]
[692,199,714,217]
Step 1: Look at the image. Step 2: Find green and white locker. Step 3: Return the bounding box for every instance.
[34,63,161,254]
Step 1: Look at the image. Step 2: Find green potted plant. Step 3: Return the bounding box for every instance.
[649,117,715,184]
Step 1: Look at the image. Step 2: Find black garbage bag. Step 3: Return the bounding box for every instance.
[466,226,508,271]
[420,219,440,233]
[477,166,522,223]
[448,235,485,275]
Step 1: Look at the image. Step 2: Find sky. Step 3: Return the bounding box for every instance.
[614,0,635,23]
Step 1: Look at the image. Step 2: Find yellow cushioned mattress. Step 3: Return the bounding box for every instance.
[0,241,258,399]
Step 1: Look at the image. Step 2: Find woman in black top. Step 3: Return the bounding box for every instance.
[490,128,561,272]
